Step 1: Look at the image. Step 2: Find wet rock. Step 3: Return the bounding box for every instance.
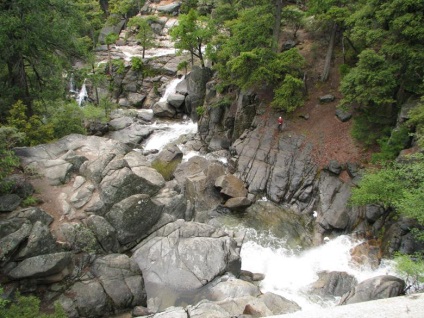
[167,93,186,108]
[224,197,252,210]
[153,101,176,118]
[309,271,357,298]
[339,275,405,305]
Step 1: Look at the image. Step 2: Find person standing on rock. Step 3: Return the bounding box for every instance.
[278,116,283,131]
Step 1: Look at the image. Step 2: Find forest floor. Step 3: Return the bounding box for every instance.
[272,29,373,174]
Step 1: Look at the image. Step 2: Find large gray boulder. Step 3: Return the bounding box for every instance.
[85,215,120,253]
[99,166,164,210]
[152,144,183,180]
[90,254,146,309]
[16,221,58,259]
[215,174,248,198]
[0,194,22,212]
[7,252,72,281]
[308,271,358,298]
[105,194,164,246]
[153,101,176,118]
[339,275,406,305]
[173,156,225,221]
[131,220,241,303]
[0,219,32,262]
[184,67,213,120]
[106,123,153,147]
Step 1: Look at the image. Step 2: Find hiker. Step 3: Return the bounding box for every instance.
[278,116,283,131]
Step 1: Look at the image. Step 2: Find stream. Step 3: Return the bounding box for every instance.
[138,78,399,312]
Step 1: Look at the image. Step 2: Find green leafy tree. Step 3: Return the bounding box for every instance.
[105,33,119,76]
[0,0,87,117]
[350,153,424,225]
[281,5,305,39]
[340,49,398,108]
[50,103,86,139]
[272,74,305,112]
[0,126,24,193]
[127,16,156,58]
[170,9,215,67]
[7,101,54,146]
[394,253,424,292]
[0,288,66,318]
[408,99,424,148]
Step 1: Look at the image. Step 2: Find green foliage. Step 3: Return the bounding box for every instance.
[7,101,54,146]
[170,9,215,67]
[394,253,424,293]
[196,106,205,117]
[340,49,397,108]
[107,0,144,19]
[127,16,156,58]
[50,103,86,139]
[177,61,189,74]
[271,74,305,113]
[131,57,144,72]
[339,63,351,78]
[351,153,424,225]
[0,0,87,115]
[281,5,305,39]
[371,125,410,163]
[0,288,66,318]
[180,0,199,14]
[407,99,424,148]
[0,126,22,193]
[21,196,40,207]
[112,59,126,75]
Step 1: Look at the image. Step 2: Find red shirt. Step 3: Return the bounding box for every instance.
[278,117,283,125]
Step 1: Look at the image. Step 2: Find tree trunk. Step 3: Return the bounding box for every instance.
[7,54,33,115]
[273,0,283,52]
[321,23,337,82]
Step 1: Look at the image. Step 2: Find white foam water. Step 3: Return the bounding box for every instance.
[143,120,198,152]
[240,231,397,310]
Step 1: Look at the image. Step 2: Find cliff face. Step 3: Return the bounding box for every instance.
[197,82,423,252]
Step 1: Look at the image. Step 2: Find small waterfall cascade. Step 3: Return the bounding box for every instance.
[239,230,397,310]
[69,73,76,94]
[159,76,184,103]
[76,80,88,106]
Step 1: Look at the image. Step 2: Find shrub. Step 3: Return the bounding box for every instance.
[394,253,424,293]
[131,57,143,72]
[21,196,40,207]
[0,287,66,318]
[196,106,205,117]
[271,74,305,113]
[50,103,86,139]
[0,126,24,193]
[371,125,411,163]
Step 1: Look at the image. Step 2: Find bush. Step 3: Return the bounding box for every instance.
[371,125,411,163]
[351,111,392,147]
[271,74,305,113]
[0,287,66,318]
[394,253,424,293]
[7,101,54,146]
[50,103,86,139]
[0,126,24,193]
[196,106,205,117]
[131,57,143,72]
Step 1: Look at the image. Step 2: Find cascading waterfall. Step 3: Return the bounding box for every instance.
[239,230,397,310]
[76,80,88,106]
[159,76,184,103]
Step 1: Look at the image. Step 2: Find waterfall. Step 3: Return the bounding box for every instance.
[240,231,397,310]
[159,76,184,103]
[69,73,76,93]
[76,80,88,106]
[143,120,198,152]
